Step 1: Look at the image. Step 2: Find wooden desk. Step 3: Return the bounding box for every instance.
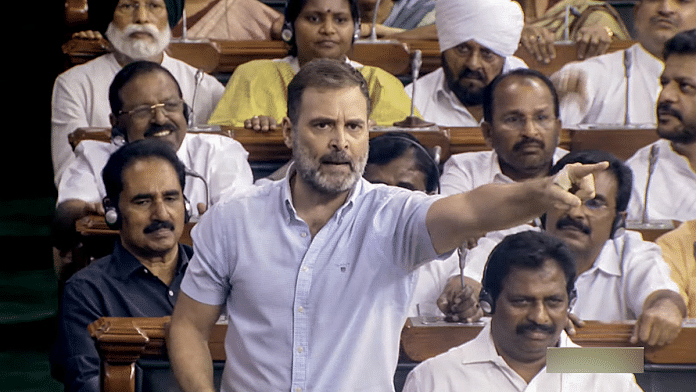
[91,316,696,392]
[400,317,696,364]
[568,127,658,161]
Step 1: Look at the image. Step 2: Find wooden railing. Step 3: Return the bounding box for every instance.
[89,316,696,392]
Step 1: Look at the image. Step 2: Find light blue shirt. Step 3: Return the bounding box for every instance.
[182,173,447,392]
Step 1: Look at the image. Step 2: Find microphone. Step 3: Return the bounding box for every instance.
[185,169,210,213]
[410,50,422,118]
[188,69,204,129]
[623,49,633,125]
[641,144,659,224]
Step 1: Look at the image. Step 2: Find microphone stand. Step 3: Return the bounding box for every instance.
[393,50,436,128]
[355,0,400,44]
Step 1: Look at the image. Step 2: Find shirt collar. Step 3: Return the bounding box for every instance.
[462,319,571,365]
[281,163,360,224]
[587,235,625,277]
[111,241,191,280]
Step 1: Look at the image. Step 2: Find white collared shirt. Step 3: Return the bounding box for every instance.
[406,57,528,127]
[403,321,643,392]
[554,43,663,127]
[51,52,225,186]
[56,133,253,218]
[572,230,679,321]
[182,175,450,391]
[439,148,568,196]
[626,139,696,222]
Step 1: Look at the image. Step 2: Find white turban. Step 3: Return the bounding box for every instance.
[436,0,524,58]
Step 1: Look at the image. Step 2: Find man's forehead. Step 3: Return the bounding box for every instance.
[501,261,568,294]
[664,54,696,77]
[121,71,180,103]
[493,78,554,112]
[298,86,369,118]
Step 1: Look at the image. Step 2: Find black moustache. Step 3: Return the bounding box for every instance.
[143,220,175,234]
[556,216,591,235]
[657,103,683,121]
[517,321,557,335]
[513,138,545,152]
[459,68,485,82]
[145,123,177,137]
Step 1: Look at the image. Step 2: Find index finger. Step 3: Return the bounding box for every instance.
[569,161,609,200]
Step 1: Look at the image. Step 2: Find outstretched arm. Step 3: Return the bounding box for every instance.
[426,162,607,255]
[168,292,223,392]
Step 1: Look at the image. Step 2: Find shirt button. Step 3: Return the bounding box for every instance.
[169,290,174,297]
[143,269,149,274]
[297,346,303,353]
[297,306,304,313]
[302,266,309,272]
[295,388,302,392]
[300,232,307,238]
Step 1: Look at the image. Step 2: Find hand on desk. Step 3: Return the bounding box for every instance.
[575,25,613,60]
[244,115,278,132]
[520,25,557,64]
[631,290,686,346]
[72,30,104,40]
[437,275,483,323]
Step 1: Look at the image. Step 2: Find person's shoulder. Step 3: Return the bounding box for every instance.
[359,64,404,84]
[184,132,248,154]
[619,230,662,260]
[625,140,661,165]
[555,46,625,75]
[56,53,119,83]
[445,150,494,168]
[63,253,116,292]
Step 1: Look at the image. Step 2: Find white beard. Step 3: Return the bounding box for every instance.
[106,22,171,60]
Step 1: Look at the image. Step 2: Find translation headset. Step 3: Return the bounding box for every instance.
[478,250,578,315]
[376,133,442,194]
[280,0,362,46]
[103,195,192,230]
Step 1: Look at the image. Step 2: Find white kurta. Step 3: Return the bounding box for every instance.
[405,57,527,127]
[553,43,663,127]
[626,139,696,223]
[402,321,643,392]
[51,52,225,186]
[56,133,253,218]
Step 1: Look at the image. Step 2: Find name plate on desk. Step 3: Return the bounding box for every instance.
[547,347,644,373]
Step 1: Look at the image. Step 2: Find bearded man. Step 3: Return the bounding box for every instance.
[51,0,224,186]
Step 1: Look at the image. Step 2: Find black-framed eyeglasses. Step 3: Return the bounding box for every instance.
[118,99,184,121]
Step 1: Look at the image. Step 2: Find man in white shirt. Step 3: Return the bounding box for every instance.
[626,29,696,222]
[435,69,567,321]
[552,0,696,127]
[51,0,224,186]
[53,61,252,279]
[546,150,686,345]
[165,58,607,392]
[406,0,527,126]
[403,230,643,392]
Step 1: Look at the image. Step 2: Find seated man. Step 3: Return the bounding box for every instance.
[403,231,643,392]
[545,150,686,345]
[209,0,416,131]
[626,29,696,222]
[435,69,567,319]
[166,58,607,392]
[441,150,687,345]
[357,0,435,37]
[52,0,224,186]
[362,132,473,318]
[551,0,696,127]
[656,220,696,318]
[51,139,194,392]
[406,0,527,127]
[53,61,252,277]
[363,131,440,194]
